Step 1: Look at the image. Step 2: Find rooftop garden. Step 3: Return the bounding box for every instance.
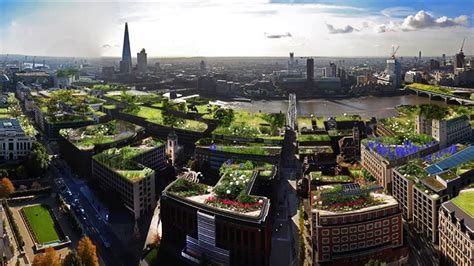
[298,116,325,131]
[60,120,143,150]
[0,94,36,136]
[451,190,474,217]
[408,83,473,100]
[397,160,429,180]
[93,145,155,181]
[211,109,285,139]
[298,134,330,142]
[312,185,383,212]
[299,146,333,154]
[206,161,263,212]
[168,178,209,197]
[310,172,352,183]
[168,161,271,213]
[196,138,281,156]
[123,106,207,132]
[363,134,435,160]
[106,90,164,105]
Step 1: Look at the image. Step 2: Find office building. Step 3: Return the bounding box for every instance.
[92,137,165,219]
[326,62,337,78]
[0,119,34,161]
[392,146,474,243]
[137,48,147,73]
[439,189,474,265]
[454,51,466,70]
[120,23,133,73]
[161,162,276,265]
[361,138,439,191]
[310,184,408,265]
[415,114,471,148]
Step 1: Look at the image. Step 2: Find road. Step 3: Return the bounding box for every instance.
[405,223,439,266]
[49,158,136,266]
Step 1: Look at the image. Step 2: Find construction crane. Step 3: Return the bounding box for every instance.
[390,46,400,59]
[460,37,466,53]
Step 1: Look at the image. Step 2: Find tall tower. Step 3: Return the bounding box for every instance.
[120,22,132,73]
[306,58,314,81]
[166,130,178,165]
[137,48,147,73]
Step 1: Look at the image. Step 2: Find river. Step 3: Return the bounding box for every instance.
[223,95,449,118]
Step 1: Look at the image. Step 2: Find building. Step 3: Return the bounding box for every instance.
[404,71,423,84]
[13,72,52,88]
[310,184,408,265]
[92,137,165,219]
[137,48,147,73]
[166,130,178,166]
[337,126,360,161]
[307,58,314,82]
[0,119,34,161]
[120,23,133,74]
[439,189,474,266]
[416,114,471,148]
[454,51,466,70]
[361,138,439,191]
[430,59,440,71]
[392,146,474,243]
[326,62,337,78]
[161,162,276,265]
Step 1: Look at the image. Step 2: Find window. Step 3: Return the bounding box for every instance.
[367,223,373,230]
[382,220,389,226]
[322,237,329,244]
[332,237,340,244]
[358,225,365,232]
[322,246,330,252]
[332,228,340,235]
[375,221,381,228]
[341,228,348,234]
[322,229,330,236]
[375,230,382,236]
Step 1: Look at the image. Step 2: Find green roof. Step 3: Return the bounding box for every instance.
[451,191,474,217]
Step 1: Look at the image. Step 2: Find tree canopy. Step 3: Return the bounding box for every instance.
[33,247,61,266]
[26,142,50,176]
[0,177,14,198]
[77,236,99,266]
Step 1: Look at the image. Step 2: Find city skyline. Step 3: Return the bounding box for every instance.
[1,0,474,58]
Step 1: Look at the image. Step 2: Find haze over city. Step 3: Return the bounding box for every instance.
[1,0,474,57]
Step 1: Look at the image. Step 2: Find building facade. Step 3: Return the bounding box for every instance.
[0,119,34,161]
[439,190,474,266]
[415,115,472,148]
[311,193,407,265]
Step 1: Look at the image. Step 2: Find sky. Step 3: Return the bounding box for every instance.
[0,0,473,58]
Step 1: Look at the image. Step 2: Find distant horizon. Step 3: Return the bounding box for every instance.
[1,0,473,57]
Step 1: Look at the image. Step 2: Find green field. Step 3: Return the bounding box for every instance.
[23,205,60,244]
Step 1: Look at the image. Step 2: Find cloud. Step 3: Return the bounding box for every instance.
[102,44,112,49]
[377,10,470,33]
[264,32,292,39]
[381,7,414,18]
[326,24,356,34]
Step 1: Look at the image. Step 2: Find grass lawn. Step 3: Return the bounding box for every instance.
[129,106,207,132]
[451,191,474,216]
[297,117,324,130]
[23,205,60,244]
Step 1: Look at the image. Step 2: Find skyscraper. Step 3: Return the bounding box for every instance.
[120,23,132,73]
[306,58,314,81]
[137,48,147,73]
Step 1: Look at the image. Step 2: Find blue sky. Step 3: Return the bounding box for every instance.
[1,0,473,57]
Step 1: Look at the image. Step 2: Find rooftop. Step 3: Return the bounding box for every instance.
[60,120,144,150]
[166,161,273,217]
[451,190,474,217]
[93,138,161,182]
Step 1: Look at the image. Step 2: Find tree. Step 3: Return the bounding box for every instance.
[16,165,28,179]
[262,113,285,134]
[213,108,234,127]
[62,251,83,266]
[77,236,99,266]
[32,247,61,266]
[26,142,50,176]
[0,178,14,198]
[0,169,8,178]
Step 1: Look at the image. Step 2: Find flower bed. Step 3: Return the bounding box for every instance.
[168,178,208,197]
[365,136,436,160]
[314,194,380,212]
[205,196,263,212]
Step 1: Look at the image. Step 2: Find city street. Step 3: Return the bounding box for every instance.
[405,223,440,266]
[49,158,137,265]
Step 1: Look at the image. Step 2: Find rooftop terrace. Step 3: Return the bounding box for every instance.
[93,138,161,182]
[60,120,143,150]
[451,190,474,217]
[166,161,273,216]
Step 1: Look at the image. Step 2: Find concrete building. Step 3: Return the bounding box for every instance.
[166,130,178,166]
[439,189,474,266]
[307,58,314,81]
[361,139,439,191]
[392,146,474,243]
[310,185,408,265]
[0,119,34,161]
[404,71,423,84]
[137,48,147,73]
[161,163,276,265]
[416,114,471,148]
[92,138,165,219]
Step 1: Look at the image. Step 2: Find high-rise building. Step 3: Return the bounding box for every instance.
[306,58,314,81]
[199,60,207,73]
[418,51,422,61]
[385,58,401,88]
[454,51,465,70]
[326,62,337,77]
[120,22,133,73]
[137,48,147,73]
[288,52,295,70]
[442,54,446,67]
